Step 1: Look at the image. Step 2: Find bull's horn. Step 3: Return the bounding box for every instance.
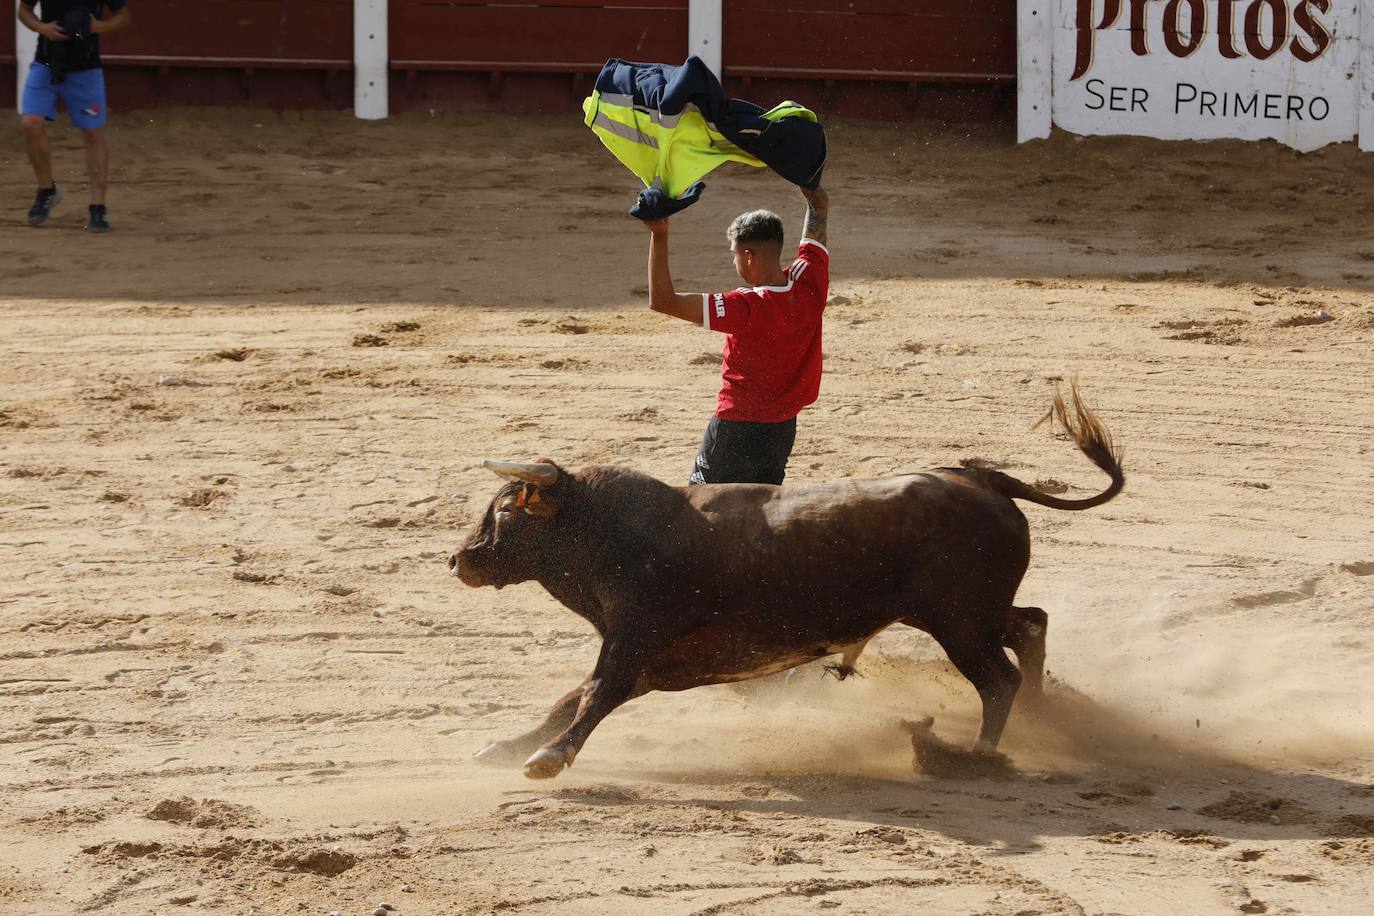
[482,460,559,486]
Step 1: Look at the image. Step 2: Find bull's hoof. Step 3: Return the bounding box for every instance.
[822,663,860,681]
[901,717,1016,781]
[522,747,569,780]
[473,740,527,767]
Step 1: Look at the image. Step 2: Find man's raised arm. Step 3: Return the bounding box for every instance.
[645,219,707,324]
[800,186,828,247]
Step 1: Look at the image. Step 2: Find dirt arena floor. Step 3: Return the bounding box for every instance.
[2,110,1373,915]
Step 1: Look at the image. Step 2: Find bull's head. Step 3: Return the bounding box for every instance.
[449,459,566,589]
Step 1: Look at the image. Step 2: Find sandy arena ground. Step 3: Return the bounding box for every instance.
[2,110,1373,915]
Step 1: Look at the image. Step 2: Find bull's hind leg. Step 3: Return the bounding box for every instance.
[1002,606,1048,699]
[936,633,1022,753]
[473,680,588,766]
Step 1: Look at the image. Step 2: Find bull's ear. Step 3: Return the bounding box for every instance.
[517,483,559,518]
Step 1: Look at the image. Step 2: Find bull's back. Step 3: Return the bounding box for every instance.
[684,471,1028,607]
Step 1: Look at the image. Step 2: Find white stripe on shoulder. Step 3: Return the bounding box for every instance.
[799,238,829,256]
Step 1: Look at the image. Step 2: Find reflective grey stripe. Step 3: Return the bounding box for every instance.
[650,110,684,129]
[591,111,658,149]
[598,92,703,130]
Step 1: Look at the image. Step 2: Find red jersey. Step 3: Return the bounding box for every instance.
[702,239,830,423]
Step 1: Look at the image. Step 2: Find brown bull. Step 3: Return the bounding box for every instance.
[449,386,1123,780]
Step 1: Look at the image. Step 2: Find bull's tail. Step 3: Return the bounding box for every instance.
[992,382,1124,511]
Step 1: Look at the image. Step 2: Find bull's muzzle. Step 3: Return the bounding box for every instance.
[449,549,501,588]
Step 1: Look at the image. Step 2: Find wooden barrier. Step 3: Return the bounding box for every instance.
[723,0,1015,82]
[3,0,17,108]
[99,0,352,64]
[8,0,353,110]
[386,0,689,114]
[390,0,688,72]
[5,0,1014,121]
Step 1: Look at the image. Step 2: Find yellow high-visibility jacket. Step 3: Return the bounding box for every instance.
[583,57,826,220]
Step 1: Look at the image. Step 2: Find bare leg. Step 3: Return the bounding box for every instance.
[524,639,646,779]
[21,116,53,188]
[1002,606,1047,698]
[83,127,107,205]
[473,680,588,766]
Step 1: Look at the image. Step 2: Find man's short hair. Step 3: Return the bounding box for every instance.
[727,209,784,250]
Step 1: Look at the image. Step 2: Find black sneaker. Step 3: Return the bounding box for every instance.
[26,184,62,226]
[86,204,110,233]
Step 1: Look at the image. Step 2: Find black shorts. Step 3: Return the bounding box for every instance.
[689,415,797,485]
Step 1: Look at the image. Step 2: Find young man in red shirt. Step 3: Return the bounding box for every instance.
[645,186,830,484]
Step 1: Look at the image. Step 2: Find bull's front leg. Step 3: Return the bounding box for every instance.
[473,678,590,767]
[523,638,646,780]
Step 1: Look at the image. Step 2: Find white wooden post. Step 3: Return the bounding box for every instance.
[16,0,35,111]
[354,0,387,119]
[1016,0,1052,143]
[1361,0,1373,151]
[688,0,722,77]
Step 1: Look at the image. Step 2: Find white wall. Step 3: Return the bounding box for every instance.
[688,0,722,77]
[1017,0,1052,142]
[354,0,387,119]
[16,0,35,111]
[1362,0,1374,151]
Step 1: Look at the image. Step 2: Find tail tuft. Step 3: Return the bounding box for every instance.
[999,380,1123,511]
[1034,379,1123,475]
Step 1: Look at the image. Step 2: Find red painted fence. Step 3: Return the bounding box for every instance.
[1,4,14,99]
[4,0,1015,120]
[726,0,1014,79]
[387,0,690,112]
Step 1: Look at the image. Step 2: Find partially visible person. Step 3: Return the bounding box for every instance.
[644,185,831,485]
[17,0,131,232]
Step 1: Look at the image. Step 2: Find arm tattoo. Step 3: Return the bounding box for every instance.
[802,201,827,245]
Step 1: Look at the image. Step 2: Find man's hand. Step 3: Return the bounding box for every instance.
[643,218,670,236]
[800,185,828,247]
[18,3,69,40]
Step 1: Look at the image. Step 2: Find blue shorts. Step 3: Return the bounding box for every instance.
[21,62,108,130]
